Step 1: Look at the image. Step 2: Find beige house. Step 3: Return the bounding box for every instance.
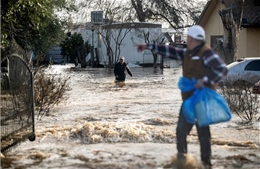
[197,0,260,58]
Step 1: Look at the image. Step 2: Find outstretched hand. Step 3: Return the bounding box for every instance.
[136,44,147,52]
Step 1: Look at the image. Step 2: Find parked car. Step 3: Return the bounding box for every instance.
[220,57,260,86]
[252,80,260,94]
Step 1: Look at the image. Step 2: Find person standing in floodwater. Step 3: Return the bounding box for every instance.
[114,57,133,82]
[136,25,228,169]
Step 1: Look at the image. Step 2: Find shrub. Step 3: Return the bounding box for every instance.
[218,82,260,122]
[60,32,84,66]
[33,68,71,120]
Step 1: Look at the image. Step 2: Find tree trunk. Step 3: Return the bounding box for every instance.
[152,53,157,68]
[105,32,113,68]
[160,55,164,69]
[163,32,175,45]
[95,48,100,66]
[216,0,244,64]
[218,8,238,64]
[90,47,95,66]
[131,0,146,22]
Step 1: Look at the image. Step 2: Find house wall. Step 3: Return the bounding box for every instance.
[239,30,247,57]
[238,28,260,58]
[245,28,260,56]
[203,2,224,44]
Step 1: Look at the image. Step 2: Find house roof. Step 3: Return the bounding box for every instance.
[83,22,162,30]
[196,0,218,26]
[101,22,162,29]
[197,0,260,28]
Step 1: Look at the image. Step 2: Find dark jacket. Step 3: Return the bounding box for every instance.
[114,62,132,81]
[182,44,218,100]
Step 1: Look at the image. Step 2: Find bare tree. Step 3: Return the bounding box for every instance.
[96,0,121,21]
[112,28,132,63]
[214,0,245,64]
[130,0,206,29]
[100,25,131,67]
[72,0,205,29]
[103,29,114,67]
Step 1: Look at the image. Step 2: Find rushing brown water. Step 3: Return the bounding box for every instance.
[1,64,260,169]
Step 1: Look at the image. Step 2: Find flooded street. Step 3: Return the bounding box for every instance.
[1,64,260,169]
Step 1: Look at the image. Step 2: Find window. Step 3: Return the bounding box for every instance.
[244,60,260,71]
[210,36,223,48]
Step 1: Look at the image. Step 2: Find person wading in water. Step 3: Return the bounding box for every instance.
[114,57,133,82]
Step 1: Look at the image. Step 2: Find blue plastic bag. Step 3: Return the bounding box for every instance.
[178,77,197,124]
[194,87,231,126]
[179,77,232,126]
[182,89,199,124]
[178,77,196,92]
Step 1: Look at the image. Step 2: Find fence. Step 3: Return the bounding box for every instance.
[1,54,36,153]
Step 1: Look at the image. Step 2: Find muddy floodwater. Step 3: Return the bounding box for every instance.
[1,64,260,169]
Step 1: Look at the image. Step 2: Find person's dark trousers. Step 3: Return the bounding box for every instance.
[176,105,212,166]
[115,77,125,82]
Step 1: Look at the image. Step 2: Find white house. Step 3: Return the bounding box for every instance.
[73,22,164,66]
[69,21,190,68]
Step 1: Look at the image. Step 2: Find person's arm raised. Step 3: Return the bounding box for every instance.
[136,43,185,60]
